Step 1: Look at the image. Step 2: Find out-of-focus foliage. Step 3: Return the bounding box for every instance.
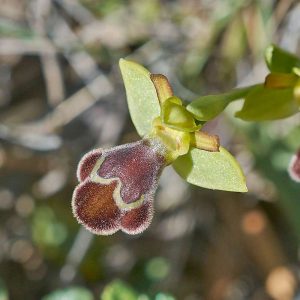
[43,286,93,300]
[101,279,175,300]
[1,0,300,299]
[0,280,8,300]
[101,280,138,300]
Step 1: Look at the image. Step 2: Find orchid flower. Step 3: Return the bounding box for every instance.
[72,59,247,235]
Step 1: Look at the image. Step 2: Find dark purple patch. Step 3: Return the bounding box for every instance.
[98,140,165,204]
[77,149,102,182]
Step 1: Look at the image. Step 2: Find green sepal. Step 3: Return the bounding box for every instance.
[235,85,298,121]
[119,59,160,137]
[265,45,300,73]
[161,97,200,132]
[172,146,247,192]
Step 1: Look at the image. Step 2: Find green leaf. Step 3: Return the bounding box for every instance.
[119,59,160,137]
[172,147,247,192]
[101,280,137,300]
[42,287,93,300]
[265,44,300,73]
[187,86,258,121]
[235,85,298,121]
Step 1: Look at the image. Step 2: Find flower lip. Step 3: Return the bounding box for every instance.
[97,140,165,205]
[72,138,166,235]
[77,149,102,182]
[121,201,154,235]
[72,180,121,235]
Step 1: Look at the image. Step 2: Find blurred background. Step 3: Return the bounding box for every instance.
[1,0,300,299]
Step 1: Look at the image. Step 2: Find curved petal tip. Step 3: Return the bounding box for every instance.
[121,201,154,235]
[77,149,102,182]
[72,180,121,235]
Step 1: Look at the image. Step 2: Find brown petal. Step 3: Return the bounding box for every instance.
[121,201,154,234]
[77,149,102,182]
[72,180,121,235]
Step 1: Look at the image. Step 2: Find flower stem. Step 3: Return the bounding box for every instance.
[219,84,263,102]
[186,84,263,121]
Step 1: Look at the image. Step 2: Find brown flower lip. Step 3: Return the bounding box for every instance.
[289,150,300,183]
[72,139,166,235]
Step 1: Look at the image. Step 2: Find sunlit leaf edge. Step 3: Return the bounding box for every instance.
[265,44,300,73]
[119,58,161,137]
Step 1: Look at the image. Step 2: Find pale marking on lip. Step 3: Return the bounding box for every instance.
[89,155,145,211]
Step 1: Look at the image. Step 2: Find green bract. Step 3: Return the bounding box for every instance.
[235,85,298,121]
[119,59,160,137]
[173,147,247,192]
[119,58,248,193]
[265,45,300,73]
